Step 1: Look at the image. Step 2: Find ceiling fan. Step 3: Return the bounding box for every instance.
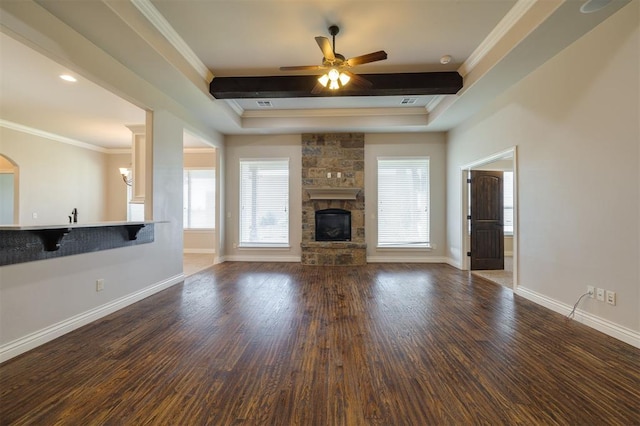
[280,25,387,94]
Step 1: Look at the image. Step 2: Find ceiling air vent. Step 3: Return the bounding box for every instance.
[400,98,417,105]
[256,100,273,107]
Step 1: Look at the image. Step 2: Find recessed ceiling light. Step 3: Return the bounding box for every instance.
[440,55,452,65]
[59,74,77,82]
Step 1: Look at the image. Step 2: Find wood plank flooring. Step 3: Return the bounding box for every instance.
[1,262,639,425]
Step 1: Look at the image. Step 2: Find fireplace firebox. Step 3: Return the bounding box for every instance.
[315,209,351,241]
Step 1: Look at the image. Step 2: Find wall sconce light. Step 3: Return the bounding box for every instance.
[119,167,132,186]
[318,68,351,90]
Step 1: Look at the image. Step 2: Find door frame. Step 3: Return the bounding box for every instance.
[182,129,220,265]
[460,146,518,289]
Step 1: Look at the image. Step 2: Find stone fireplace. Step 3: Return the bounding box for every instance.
[301,133,366,266]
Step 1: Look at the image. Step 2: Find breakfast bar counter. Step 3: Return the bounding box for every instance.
[0,221,158,266]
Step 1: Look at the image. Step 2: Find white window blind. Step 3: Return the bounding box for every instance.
[504,171,514,234]
[377,157,430,247]
[239,159,289,246]
[183,169,215,229]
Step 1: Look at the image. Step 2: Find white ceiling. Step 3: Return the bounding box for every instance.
[0,33,146,149]
[0,0,630,149]
[150,0,514,76]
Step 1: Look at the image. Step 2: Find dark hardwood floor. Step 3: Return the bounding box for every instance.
[1,262,639,425]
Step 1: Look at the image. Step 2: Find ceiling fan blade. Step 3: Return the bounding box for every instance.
[346,50,388,67]
[280,65,325,71]
[343,70,373,89]
[311,81,325,95]
[315,36,335,61]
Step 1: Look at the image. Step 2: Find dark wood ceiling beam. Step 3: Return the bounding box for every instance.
[209,72,462,99]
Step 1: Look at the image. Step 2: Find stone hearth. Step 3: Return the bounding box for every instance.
[301,133,366,266]
[300,242,367,266]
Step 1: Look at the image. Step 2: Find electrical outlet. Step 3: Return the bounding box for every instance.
[596,288,605,302]
[606,290,616,306]
[96,279,104,292]
[587,286,595,298]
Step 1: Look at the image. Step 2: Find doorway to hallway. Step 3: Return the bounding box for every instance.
[182,130,218,275]
[461,147,517,289]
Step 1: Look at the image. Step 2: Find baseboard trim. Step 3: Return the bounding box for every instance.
[445,257,464,269]
[366,256,450,263]
[183,249,216,254]
[516,287,640,349]
[219,256,454,265]
[0,273,185,363]
[224,255,301,262]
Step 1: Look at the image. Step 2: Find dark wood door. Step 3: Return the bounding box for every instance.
[470,170,504,270]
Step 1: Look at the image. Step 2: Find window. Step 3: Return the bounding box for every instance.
[504,171,514,235]
[239,159,289,247]
[377,157,430,247]
[183,169,215,229]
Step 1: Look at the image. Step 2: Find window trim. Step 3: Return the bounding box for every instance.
[376,156,430,249]
[503,171,514,236]
[376,243,432,250]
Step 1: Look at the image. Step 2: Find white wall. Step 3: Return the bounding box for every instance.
[224,134,302,262]
[224,133,449,263]
[447,3,639,343]
[365,133,448,262]
[0,126,108,225]
[0,127,131,224]
[0,0,225,360]
[106,152,131,222]
[0,110,190,360]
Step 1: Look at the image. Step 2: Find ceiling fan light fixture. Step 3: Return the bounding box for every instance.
[318,68,350,90]
[318,74,330,87]
[284,25,386,93]
[328,68,340,81]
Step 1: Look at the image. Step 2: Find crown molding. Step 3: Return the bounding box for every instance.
[242,107,427,119]
[1,120,131,154]
[130,0,213,83]
[424,95,446,113]
[184,147,216,154]
[108,148,133,154]
[458,0,539,78]
[1,120,108,153]
[225,100,245,116]
[125,124,145,134]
